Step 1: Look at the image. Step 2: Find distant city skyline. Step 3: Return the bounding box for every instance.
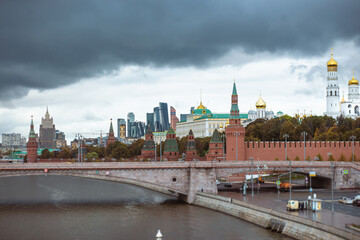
[0,1,360,142]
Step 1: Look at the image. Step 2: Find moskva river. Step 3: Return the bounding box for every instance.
[0,175,290,240]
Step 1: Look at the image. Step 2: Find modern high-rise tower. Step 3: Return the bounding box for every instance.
[325,49,340,118]
[117,118,126,139]
[170,106,179,131]
[159,102,170,131]
[127,112,135,137]
[39,107,56,149]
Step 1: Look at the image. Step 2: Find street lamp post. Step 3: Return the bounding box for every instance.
[350,135,356,162]
[155,143,157,162]
[301,132,307,161]
[331,161,334,214]
[160,140,162,162]
[250,157,254,197]
[257,163,260,195]
[283,134,290,201]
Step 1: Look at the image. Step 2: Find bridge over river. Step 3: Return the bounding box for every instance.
[0,161,359,203]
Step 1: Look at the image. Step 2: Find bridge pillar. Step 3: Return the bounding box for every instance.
[187,166,217,204]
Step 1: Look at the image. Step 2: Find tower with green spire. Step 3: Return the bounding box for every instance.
[106,119,116,147]
[163,128,179,161]
[225,81,246,161]
[27,116,38,163]
[230,81,241,125]
[141,124,155,159]
[206,129,224,161]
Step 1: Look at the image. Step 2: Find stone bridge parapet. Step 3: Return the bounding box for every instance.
[0,161,359,202]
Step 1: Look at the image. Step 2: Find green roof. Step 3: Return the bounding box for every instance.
[109,121,114,134]
[232,82,237,95]
[167,127,175,135]
[192,108,212,115]
[210,129,222,143]
[196,113,248,120]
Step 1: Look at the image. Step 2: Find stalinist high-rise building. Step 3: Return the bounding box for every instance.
[39,107,56,149]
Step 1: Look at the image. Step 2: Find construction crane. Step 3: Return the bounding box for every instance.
[72,130,107,146]
[71,130,107,163]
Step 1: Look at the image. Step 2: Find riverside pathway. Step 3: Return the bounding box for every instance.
[219,189,360,234]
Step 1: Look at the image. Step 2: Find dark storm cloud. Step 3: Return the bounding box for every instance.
[1,0,360,100]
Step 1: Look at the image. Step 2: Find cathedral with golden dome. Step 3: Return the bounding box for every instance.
[325,49,360,118]
[247,94,276,121]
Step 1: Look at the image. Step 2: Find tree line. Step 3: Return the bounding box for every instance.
[245,115,360,142]
[36,135,217,161]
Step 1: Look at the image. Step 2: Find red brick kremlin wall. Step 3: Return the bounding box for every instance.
[225,140,360,161]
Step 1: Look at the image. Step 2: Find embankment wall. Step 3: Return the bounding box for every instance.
[192,192,360,240]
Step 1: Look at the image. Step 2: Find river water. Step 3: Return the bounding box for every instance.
[0,175,290,240]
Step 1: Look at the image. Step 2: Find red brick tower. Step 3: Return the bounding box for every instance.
[225,82,246,161]
[27,116,38,163]
[163,128,179,161]
[206,129,224,161]
[186,129,199,161]
[141,125,155,159]
[106,119,116,147]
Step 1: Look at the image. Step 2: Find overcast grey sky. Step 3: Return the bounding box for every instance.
[1,0,360,142]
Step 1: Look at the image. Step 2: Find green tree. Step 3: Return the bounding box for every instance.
[129,139,145,157]
[195,137,211,157]
[40,149,51,159]
[294,156,300,161]
[58,147,70,159]
[85,152,98,160]
[112,144,130,159]
[176,136,188,155]
[279,120,296,140]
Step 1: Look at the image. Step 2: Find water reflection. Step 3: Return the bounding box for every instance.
[0,175,290,240]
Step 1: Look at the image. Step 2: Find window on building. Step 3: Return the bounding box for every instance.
[330,91,332,96]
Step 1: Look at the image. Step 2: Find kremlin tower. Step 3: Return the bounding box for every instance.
[163,127,179,161]
[325,49,340,118]
[225,81,246,161]
[206,129,224,161]
[106,119,116,147]
[141,125,155,159]
[27,116,38,163]
[185,129,198,161]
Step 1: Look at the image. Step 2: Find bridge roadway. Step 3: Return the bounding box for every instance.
[0,161,359,203]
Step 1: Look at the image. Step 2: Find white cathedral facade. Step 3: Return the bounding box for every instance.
[325,51,360,118]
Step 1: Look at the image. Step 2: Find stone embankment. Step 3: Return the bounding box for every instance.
[192,192,360,240]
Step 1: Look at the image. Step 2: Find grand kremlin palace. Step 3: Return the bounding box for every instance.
[176,97,283,138]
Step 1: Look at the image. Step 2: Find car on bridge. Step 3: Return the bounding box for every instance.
[353,199,360,207]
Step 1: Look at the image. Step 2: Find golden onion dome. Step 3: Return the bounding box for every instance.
[256,95,266,109]
[303,114,306,118]
[219,125,223,129]
[348,73,359,86]
[327,52,337,67]
[197,101,206,109]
